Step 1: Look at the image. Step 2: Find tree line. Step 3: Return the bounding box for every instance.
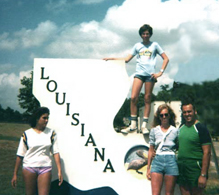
[0,105,23,123]
[3,72,219,136]
[114,79,219,136]
[0,72,40,123]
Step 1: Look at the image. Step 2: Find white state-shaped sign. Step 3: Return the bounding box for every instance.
[33,59,156,194]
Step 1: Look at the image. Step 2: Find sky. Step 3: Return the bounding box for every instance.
[0,0,219,112]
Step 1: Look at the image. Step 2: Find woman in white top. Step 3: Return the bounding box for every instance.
[147,104,179,195]
[11,107,63,195]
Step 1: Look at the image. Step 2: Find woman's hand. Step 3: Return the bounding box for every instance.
[58,172,63,186]
[53,153,63,186]
[11,174,17,188]
[146,168,151,180]
[11,156,23,188]
[151,72,162,80]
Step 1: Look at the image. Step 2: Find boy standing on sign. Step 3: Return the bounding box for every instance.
[104,24,169,134]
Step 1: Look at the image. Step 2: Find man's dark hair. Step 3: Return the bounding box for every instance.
[181,102,196,111]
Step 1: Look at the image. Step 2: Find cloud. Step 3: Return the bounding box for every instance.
[0,71,31,89]
[15,20,58,48]
[0,73,19,88]
[0,73,22,111]
[0,63,15,73]
[19,70,32,80]
[45,0,68,13]
[45,0,105,14]
[44,0,219,86]
[1,0,219,111]
[45,21,125,58]
[0,86,21,111]
[0,70,31,111]
[0,32,18,50]
[0,21,58,51]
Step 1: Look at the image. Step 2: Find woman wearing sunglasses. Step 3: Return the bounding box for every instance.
[147,104,179,195]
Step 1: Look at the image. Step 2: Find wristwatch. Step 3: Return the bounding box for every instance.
[201,173,207,177]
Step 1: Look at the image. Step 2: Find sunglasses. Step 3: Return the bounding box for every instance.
[159,113,169,118]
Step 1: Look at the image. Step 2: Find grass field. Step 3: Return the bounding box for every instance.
[0,123,29,195]
[0,123,219,195]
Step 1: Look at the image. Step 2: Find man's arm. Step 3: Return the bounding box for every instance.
[198,144,211,188]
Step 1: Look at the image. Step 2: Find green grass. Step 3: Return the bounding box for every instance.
[205,185,219,195]
[0,135,20,141]
[0,123,29,195]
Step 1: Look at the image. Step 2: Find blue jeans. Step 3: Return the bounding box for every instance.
[151,155,179,176]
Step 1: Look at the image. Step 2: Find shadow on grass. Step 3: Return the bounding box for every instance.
[204,185,219,195]
[0,134,20,141]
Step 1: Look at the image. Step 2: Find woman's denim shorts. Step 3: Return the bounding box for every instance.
[151,154,179,176]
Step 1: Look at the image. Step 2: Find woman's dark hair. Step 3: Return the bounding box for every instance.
[152,104,176,127]
[139,24,153,36]
[29,107,50,127]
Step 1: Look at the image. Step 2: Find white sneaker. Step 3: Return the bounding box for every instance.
[121,126,137,134]
[141,127,149,134]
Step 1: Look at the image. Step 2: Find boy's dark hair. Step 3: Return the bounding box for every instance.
[139,24,153,36]
[29,107,50,127]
